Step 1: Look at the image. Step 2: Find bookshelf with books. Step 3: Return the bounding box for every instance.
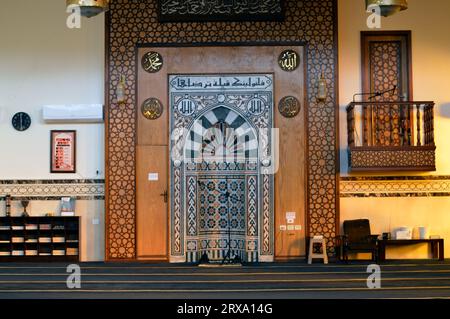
[0,217,79,262]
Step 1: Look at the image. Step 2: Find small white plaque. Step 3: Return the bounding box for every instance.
[287,225,295,231]
[286,212,296,220]
[287,218,295,224]
[148,173,159,181]
[280,225,287,231]
[295,225,302,231]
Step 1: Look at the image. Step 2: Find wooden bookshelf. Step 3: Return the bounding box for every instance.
[0,217,79,262]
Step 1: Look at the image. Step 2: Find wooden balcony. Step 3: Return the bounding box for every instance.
[346,101,436,172]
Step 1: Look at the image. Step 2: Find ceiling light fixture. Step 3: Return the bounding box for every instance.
[66,0,110,18]
[366,0,408,17]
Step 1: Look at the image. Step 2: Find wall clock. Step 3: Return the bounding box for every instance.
[12,112,32,131]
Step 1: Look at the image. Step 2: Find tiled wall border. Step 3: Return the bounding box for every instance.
[0,179,105,201]
[340,176,450,197]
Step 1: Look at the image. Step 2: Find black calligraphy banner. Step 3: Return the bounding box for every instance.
[158,0,285,22]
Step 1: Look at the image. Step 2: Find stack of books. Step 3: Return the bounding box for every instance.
[25,238,38,243]
[66,248,78,256]
[0,251,11,256]
[53,250,65,256]
[38,237,51,243]
[0,239,10,244]
[0,226,10,231]
[52,237,65,243]
[25,224,38,230]
[12,237,24,243]
[12,250,24,256]
[61,212,75,217]
[12,225,24,230]
[25,250,38,256]
[39,224,51,230]
[39,252,51,256]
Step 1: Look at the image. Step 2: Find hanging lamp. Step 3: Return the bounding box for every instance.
[66,0,110,18]
[366,0,408,17]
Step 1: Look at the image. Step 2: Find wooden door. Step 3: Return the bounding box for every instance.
[136,145,168,260]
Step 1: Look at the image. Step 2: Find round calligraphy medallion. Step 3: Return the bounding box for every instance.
[141,98,163,120]
[142,51,163,73]
[247,97,266,116]
[278,49,300,72]
[177,98,196,116]
[278,96,301,118]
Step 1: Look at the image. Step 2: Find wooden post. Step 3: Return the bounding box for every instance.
[416,104,421,146]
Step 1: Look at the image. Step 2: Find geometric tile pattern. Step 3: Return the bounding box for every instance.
[341,176,450,198]
[169,74,273,263]
[197,177,246,261]
[106,0,338,260]
[370,41,402,146]
[349,147,436,171]
[0,179,104,200]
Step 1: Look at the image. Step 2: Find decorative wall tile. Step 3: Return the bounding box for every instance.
[0,180,104,201]
[170,74,273,263]
[340,176,450,197]
[106,0,338,259]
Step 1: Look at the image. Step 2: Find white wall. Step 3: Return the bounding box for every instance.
[339,0,450,259]
[0,0,105,261]
[339,0,450,176]
[0,0,104,179]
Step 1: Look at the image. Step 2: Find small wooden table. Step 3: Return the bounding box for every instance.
[378,239,444,261]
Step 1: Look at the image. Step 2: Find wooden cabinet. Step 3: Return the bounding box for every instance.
[0,217,80,262]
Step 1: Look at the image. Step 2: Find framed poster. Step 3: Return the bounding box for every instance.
[158,0,285,23]
[50,130,76,173]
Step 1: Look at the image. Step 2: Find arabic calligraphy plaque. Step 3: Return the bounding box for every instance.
[278,96,301,118]
[141,98,164,120]
[278,49,300,72]
[142,51,163,73]
[158,0,284,22]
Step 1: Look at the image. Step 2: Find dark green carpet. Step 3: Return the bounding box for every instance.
[0,260,450,299]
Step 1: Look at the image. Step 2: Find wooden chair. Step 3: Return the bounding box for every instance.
[337,219,379,262]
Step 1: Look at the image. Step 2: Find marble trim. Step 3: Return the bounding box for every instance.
[340,176,450,198]
[0,179,105,200]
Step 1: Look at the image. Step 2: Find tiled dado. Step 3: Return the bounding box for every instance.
[0,180,105,201]
[340,176,450,197]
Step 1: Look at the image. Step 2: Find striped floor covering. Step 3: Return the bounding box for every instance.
[0,261,450,299]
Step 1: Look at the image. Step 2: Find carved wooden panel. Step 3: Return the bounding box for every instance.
[361,32,412,147]
[106,0,338,260]
[349,146,436,172]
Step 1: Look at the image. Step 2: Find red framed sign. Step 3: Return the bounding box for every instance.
[50,130,76,173]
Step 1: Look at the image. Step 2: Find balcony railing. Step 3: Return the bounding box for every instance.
[346,101,436,172]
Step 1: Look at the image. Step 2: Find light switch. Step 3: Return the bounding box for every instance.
[148,173,159,181]
[92,218,100,225]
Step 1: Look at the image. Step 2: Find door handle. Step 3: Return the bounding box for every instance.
[160,190,168,203]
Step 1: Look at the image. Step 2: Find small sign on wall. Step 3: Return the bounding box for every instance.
[286,211,296,224]
[50,130,76,173]
[148,173,159,181]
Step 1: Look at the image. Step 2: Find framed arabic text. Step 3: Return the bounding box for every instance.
[158,0,285,22]
[50,130,76,173]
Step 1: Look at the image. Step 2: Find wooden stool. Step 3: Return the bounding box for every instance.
[308,237,329,264]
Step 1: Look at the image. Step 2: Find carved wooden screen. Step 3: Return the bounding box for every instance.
[361,31,412,146]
